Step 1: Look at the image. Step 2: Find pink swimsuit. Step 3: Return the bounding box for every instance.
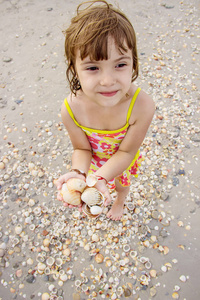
[64,88,143,190]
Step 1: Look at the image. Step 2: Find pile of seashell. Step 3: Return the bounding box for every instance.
[60,174,105,218]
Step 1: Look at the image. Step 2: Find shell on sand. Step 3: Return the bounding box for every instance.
[82,203,100,218]
[81,187,103,206]
[66,178,86,193]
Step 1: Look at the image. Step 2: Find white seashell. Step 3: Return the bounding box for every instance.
[123,244,130,252]
[130,250,137,258]
[179,275,187,282]
[41,292,50,300]
[145,261,152,269]
[44,267,51,275]
[46,257,55,266]
[86,174,98,187]
[61,184,81,206]
[66,178,86,192]
[82,203,101,218]
[60,274,68,282]
[28,199,35,207]
[81,187,103,205]
[37,262,46,271]
[55,257,63,267]
[126,202,135,210]
[75,279,82,287]
[91,233,100,242]
[72,210,80,219]
[27,258,33,265]
[90,205,103,215]
[15,224,23,235]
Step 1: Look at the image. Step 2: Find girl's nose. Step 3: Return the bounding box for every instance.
[100,71,116,86]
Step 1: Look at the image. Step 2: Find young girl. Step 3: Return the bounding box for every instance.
[56,0,155,221]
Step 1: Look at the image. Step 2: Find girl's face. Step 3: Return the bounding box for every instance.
[75,37,133,107]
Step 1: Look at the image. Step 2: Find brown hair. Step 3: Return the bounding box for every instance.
[64,0,138,94]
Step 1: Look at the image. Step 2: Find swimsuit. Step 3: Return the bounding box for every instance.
[64,87,143,190]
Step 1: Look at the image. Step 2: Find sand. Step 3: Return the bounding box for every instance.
[0,0,200,299]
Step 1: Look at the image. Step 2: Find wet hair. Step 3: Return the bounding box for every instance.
[64,0,138,94]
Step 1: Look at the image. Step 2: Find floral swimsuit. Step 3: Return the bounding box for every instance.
[64,87,143,190]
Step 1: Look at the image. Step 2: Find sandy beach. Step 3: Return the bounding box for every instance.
[0,0,200,299]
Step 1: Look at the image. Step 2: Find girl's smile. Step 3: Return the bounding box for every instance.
[75,37,133,107]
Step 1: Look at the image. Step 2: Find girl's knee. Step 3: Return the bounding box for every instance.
[115,179,130,192]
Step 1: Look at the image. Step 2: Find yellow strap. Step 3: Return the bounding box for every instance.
[64,87,141,133]
[126,87,141,123]
[64,98,80,127]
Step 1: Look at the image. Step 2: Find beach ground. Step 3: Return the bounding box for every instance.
[0,0,199,299]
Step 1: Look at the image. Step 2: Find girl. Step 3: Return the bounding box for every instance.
[56,0,155,221]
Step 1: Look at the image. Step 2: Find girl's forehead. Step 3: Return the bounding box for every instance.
[76,36,131,62]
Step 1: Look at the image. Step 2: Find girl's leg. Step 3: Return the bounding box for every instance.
[107,179,130,221]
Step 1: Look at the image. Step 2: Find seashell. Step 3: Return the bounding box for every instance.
[81,284,88,292]
[149,269,157,278]
[36,254,45,263]
[66,178,86,192]
[172,292,179,299]
[91,233,100,242]
[33,207,42,216]
[37,262,46,272]
[81,187,104,206]
[61,184,81,206]
[60,273,68,282]
[86,174,98,187]
[11,215,18,223]
[123,287,132,297]
[43,238,50,247]
[130,250,137,258]
[95,253,104,264]
[55,257,63,267]
[62,248,71,257]
[44,267,51,275]
[82,203,101,218]
[41,292,50,300]
[90,205,103,215]
[123,244,130,252]
[75,279,82,287]
[179,275,187,282]
[27,258,33,265]
[150,287,157,297]
[72,210,80,219]
[145,261,151,269]
[28,198,36,207]
[140,256,148,264]
[46,257,55,266]
[15,224,23,235]
[105,259,112,267]
[126,202,135,210]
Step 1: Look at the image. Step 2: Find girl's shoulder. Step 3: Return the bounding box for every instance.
[129,86,155,125]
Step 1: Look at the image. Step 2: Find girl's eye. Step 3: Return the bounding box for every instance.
[116,63,126,68]
[87,66,99,71]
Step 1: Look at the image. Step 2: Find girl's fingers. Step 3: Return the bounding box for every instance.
[55,173,86,190]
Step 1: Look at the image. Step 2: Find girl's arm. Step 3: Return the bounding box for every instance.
[95,91,155,181]
[56,100,112,205]
[55,101,92,191]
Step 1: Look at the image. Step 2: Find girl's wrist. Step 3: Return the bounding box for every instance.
[96,175,108,184]
[70,168,87,178]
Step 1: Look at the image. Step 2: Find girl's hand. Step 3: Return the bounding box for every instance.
[55,171,86,206]
[94,180,112,207]
[55,171,86,190]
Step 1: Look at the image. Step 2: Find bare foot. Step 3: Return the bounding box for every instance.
[107,181,130,221]
[107,197,125,221]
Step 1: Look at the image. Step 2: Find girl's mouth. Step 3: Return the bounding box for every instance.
[99,91,118,97]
